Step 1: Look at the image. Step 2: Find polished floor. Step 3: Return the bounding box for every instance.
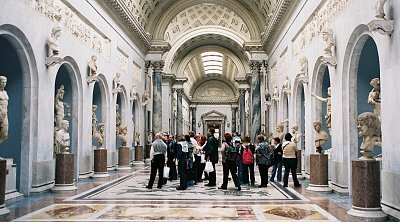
[1,164,395,221]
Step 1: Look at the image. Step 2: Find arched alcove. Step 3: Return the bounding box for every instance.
[282,93,289,133]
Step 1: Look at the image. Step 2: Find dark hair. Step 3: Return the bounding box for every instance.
[209,128,215,134]
[273,137,280,143]
[257,134,265,143]
[184,134,191,142]
[284,133,292,142]
[224,132,232,143]
[177,134,185,142]
[199,135,207,146]
[189,131,195,137]
[243,135,251,143]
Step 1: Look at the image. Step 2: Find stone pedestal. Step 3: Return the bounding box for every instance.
[135,146,144,161]
[52,153,76,191]
[92,148,109,178]
[117,146,131,170]
[0,159,9,215]
[5,159,23,200]
[146,144,151,159]
[348,159,386,220]
[296,150,303,177]
[306,153,331,192]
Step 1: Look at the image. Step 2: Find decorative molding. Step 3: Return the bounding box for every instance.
[244,42,264,52]
[117,49,128,74]
[368,20,394,36]
[149,40,171,53]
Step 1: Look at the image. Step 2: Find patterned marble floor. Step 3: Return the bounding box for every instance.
[8,165,347,221]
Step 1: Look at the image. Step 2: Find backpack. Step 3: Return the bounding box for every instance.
[242,147,253,164]
[226,142,238,161]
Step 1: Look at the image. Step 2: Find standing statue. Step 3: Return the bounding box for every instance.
[272,85,279,98]
[291,125,302,148]
[299,57,308,77]
[375,0,388,19]
[134,132,141,146]
[113,73,121,90]
[142,90,149,106]
[275,124,285,143]
[313,121,328,153]
[46,26,61,57]
[54,120,70,154]
[311,87,331,132]
[93,123,105,148]
[54,85,65,130]
[357,112,381,159]
[322,28,335,57]
[117,125,128,147]
[92,105,97,136]
[130,84,137,101]
[282,75,290,92]
[0,76,9,144]
[88,55,97,76]
[367,78,381,119]
[116,104,121,134]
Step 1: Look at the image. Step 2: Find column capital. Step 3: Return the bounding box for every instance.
[250,60,263,72]
[151,61,164,73]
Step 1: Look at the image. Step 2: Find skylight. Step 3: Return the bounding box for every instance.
[201,52,223,75]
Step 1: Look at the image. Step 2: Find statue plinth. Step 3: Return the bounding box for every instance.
[296,74,309,83]
[134,146,144,162]
[282,88,291,95]
[112,87,123,94]
[296,150,303,177]
[52,153,76,192]
[320,56,337,67]
[45,56,63,68]
[347,159,387,220]
[368,19,394,36]
[92,148,109,178]
[306,153,331,192]
[146,144,152,159]
[87,76,99,84]
[0,159,9,215]
[117,146,131,171]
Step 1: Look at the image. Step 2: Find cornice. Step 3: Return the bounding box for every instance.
[261,0,292,48]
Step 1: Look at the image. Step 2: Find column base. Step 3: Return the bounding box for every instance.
[0,205,9,216]
[91,172,110,179]
[116,166,132,172]
[347,206,387,220]
[51,184,77,192]
[306,184,332,192]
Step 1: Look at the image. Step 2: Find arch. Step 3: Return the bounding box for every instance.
[115,85,129,148]
[279,89,290,132]
[93,73,111,150]
[0,24,38,195]
[292,78,308,130]
[150,0,262,41]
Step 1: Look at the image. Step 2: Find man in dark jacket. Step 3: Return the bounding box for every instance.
[165,134,177,180]
[270,137,283,182]
[204,128,219,186]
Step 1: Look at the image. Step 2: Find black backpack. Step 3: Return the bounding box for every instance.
[226,142,238,161]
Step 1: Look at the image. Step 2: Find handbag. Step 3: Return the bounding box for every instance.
[204,160,214,173]
[163,166,170,178]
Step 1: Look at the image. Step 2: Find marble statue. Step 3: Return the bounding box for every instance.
[130,84,137,101]
[313,121,328,153]
[375,0,388,19]
[282,75,291,93]
[272,85,279,98]
[357,112,381,159]
[142,90,149,106]
[88,55,97,76]
[291,125,302,148]
[92,105,97,136]
[116,104,121,134]
[134,132,141,146]
[275,124,285,143]
[299,57,308,76]
[367,78,381,119]
[311,87,331,132]
[113,73,121,90]
[54,120,70,154]
[93,123,105,148]
[47,26,61,57]
[117,125,128,147]
[0,76,9,144]
[54,85,65,130]
[322,28,335,57]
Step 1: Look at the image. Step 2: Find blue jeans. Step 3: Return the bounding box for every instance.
[270,159,282,182]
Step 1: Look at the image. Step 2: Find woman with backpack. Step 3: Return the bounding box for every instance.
[242,135,256,186]
[219,132,241,191]
[255,134,271,188]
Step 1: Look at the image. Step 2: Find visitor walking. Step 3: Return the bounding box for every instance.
[146,133,167,189]
[242,135,256,186]
[219,133,241,191]
[255,134,271,188]
[270,137,283,182]
[282,133,301,188]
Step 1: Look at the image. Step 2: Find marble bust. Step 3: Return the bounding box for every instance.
[291,125,302,149]
[282,75,290,92]
[130,84,137,101]
[375,0,388,19]
[299,57,308,76]
[367,78,381,119]
[93,123,105,148]
[47,26,61,57]
[313,121,328,153]
[54,120,70,154]
[0,76,9,144]
[275,124,285,143]
[134,132,141,146]
[117,125,128,147]
[357,112,381,159]
[54,85,65,130]
[88,55,97,76]
[322,28,335,57]
[311,87,331,132]
[142,90,149,106]
[113,73,121,90]
[272,85,279,98]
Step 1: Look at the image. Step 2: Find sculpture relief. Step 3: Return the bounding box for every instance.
[311,87,332,133]
[93,123,105,148]
[313,121,329,153]
[45,27,63,67]
[357,112,381,159]
[0,76,9,144]
[54,120,70,154]
[117,125,128,147]
[367,78,381,119]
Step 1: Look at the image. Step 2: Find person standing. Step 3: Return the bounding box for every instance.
[146,133,167,189]
[255,134,271,188]
[219,133,241,191]
[165,134,177,180]
[196,135,207,182]
[242,135,256,186]
[176,135,189,190]
[204,128,219,187]
[282,133,301,188]
[270,137,283,182]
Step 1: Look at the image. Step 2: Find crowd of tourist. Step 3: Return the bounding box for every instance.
[145,128,301,190]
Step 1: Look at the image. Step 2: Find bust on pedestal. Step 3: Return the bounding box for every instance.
[87,55,99,83]
[348,112,386,220]
[92,123,109,178]
[45,27,63,67]
[117,125,131,170]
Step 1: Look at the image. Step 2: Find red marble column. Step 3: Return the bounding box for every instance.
[306,153,331,192]
[52,153,76,191]
[118,146,131,169]
[135,146,144,161]
[296,150,302,174]
[92,149,109,178]
[146,144,151,159]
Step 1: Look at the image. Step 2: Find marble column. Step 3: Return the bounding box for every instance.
[152,61,164,134]
[231,107,237,133]
[191,107,196,133]
[238,89,246,136]
[250,61,262,143]
[176,88,183,134]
